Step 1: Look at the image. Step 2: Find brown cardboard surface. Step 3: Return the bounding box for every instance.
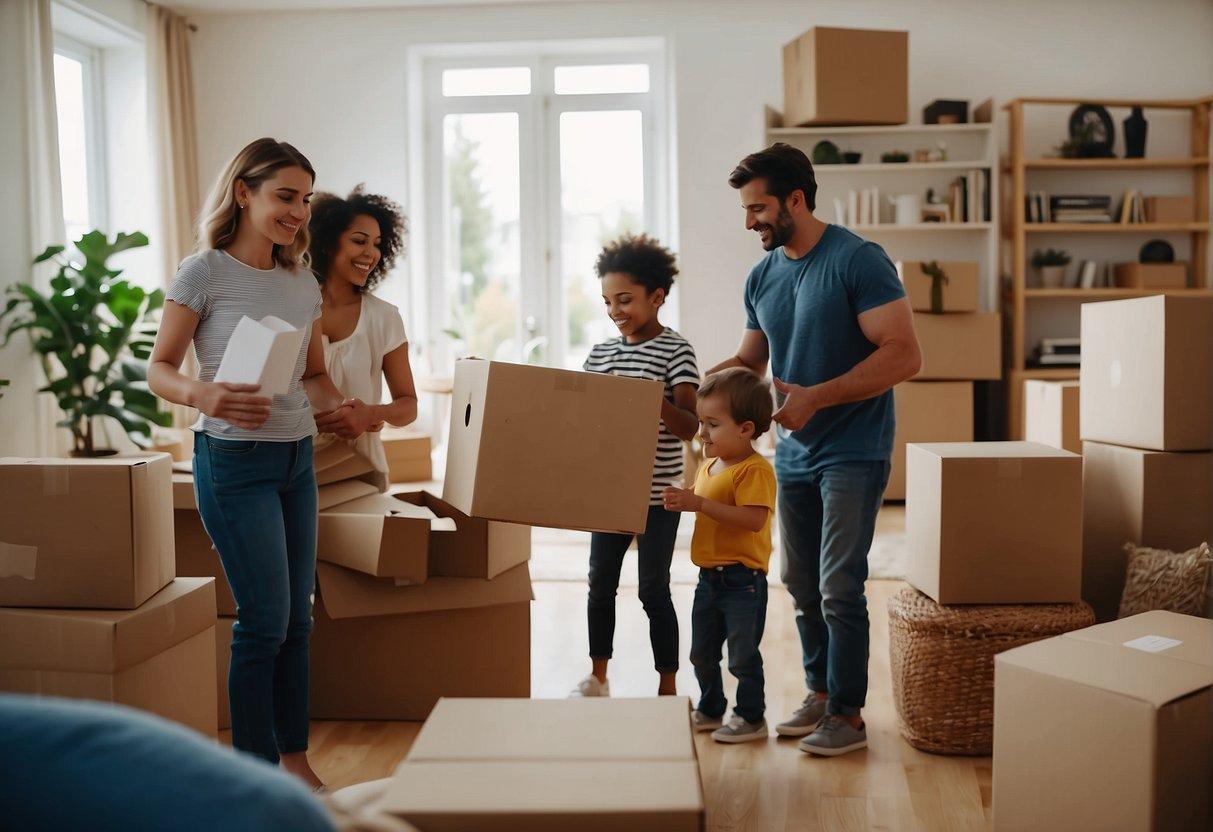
[395,491,531,579]
[317,493,433,582]
[897,261,979,313]
[382,428,432,484]
[0,454,175,609]
[912,313,1001,380]
[315,561,531,619]
[314,438,376,486]
[886,381,973,500]
[782,26,907,126]
[905,442,1082,603]
[1113,262,1188,289]
[1065,610,1213,668]
[1144,195,1194,223]
[216,616,233,731]
[175,509,236,616]
[443,360,663,533]
[1023,379,1080,454]
[1081,296,1213,451]
[172,472,195,509]
[171,473,376,512]
[1081,441,1213,621]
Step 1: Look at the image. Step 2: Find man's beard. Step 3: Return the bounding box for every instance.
[756,203,795,251]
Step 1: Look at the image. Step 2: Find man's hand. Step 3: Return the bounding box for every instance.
[662,486,704,513]
[771,378,821,431]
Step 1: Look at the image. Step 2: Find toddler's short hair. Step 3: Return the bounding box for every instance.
[698,368,774,438]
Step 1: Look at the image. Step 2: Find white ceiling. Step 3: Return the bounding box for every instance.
[171,0,613,12]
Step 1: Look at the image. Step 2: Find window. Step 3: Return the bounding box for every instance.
[421,43,671,371]
[53,35,107,247]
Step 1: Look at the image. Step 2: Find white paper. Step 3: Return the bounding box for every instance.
[333,492,458,532]
[214,315,305,397]
[1123,635,1182,654]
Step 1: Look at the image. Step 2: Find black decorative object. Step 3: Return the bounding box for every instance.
[811,140,843,165]
[881,150,910,163]
[843,151,862,164]
[1066,104,1115,158]
[1139,239,1175,263]
[923,99,969,125]
[1123,106,1148,158]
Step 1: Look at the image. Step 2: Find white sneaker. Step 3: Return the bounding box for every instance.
[569,674,610,697]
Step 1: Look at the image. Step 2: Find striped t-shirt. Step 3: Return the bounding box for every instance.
[166,249,322,441]
[584,327,699,505]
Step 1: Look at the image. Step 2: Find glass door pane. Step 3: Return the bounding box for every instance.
[53,53,92,245]
[557,109,645,369]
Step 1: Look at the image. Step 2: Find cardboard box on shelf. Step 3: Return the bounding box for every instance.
[993,611,1212,831]
[317,492,452,582]
[0,577,218,737]
[1143,195,1195,223]
[395,491,530,580]
[0,454,175,609]
[896,261,979,313]
[782,26,908,127]
[912,312,1001,380]
[1081,295,1213,451]
[1112,262,1188,289]
[216,616,233,731]
[443,360,664,534]
[381,697,704,832]
[382,428,433,484]
[905,442,1082,604]
[1023,379,1080,454]
[886,381,973,501]
[309,562,531,720]
[1081,441,1213,622]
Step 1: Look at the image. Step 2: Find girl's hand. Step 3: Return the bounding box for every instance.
[315,398,377,439]
[193,382,272,430]
[662,486,703,513]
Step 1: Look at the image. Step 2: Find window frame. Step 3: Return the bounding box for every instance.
[53,32,109,241]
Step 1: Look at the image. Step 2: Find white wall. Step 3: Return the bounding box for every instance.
[188,0,1213,370]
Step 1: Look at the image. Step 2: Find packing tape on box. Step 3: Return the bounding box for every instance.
[41,465,70,495]
[0,541,38,580]
[553,373,588,393]
[996,459,1023,479]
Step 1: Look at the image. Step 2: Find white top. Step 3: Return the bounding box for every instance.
[320,292,408,491]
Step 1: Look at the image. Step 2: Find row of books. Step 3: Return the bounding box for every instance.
[1025,191,1148,224]
[947,169,991,223]
[1037,259,1114,289]
[833,187,884,226]
[1033,336,1081,367]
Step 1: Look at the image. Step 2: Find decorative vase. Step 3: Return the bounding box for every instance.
[1123,106,1147,158]
[1040,265,1067,288]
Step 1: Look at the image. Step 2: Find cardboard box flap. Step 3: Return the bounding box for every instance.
[407,697,695,763]
[381,760,703,818]
[997,636,1213,707]
[0,577,216,673]
[314,439,376,487]
[316,562,531,620]
[1065,611,1213,669]
[911,441,1079,460]
[325,493,457,533]
[319,479,378,510]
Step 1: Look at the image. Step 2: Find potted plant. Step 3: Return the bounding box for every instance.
[0,231,172,456]
[1031,249,1072,288]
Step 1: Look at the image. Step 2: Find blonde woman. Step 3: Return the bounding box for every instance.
[149,138,358,789]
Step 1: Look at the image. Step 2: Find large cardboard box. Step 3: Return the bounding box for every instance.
[216,615,233,731]
[443,360,663,534]
[396,491,530,579]
[905,442,1083,604]
[382,427,433,483]
[782,26,908,127]
[1023,379,1080,454]
[897,261,979,313]
[0,454,174,609]
[993,611,1213,831]
[317,492,448,582]
[309,562,532,720]
[0,577,218,736]
[382,697,704,832]
[886,381,973,501]
[1081,441,1213,622]
[912,312,1001,380]
[1081,296,1213,451]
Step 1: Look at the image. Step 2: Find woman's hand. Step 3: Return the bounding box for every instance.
[662,486,704,513]
[192,382,272,430]
[315,398,378,439]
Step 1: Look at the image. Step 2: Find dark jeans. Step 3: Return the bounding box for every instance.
[779,460,889,717]
[689,564,768,723]
[193,432,318,764]
[587,505,682,673]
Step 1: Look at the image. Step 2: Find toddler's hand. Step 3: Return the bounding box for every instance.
[662,486,703,513]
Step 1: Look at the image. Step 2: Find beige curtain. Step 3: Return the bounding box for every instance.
[146,3,201,430]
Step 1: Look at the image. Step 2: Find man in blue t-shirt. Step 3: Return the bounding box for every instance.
[707,143,922,757]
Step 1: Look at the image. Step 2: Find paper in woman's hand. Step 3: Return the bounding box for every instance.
[214,315,305,397]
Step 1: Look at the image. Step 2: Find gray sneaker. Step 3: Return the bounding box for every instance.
[691,710,723,732]
[775,694,828,737]
[711,714,768,744]
[798,714,867,756]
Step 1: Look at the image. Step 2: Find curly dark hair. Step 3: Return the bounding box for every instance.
[308,185,408,293]
[594,233,679,295]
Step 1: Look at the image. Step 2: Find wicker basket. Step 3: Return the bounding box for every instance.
[888,587,1094,755]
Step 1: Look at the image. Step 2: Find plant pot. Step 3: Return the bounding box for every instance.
[1039,266,1067,288]
[843,151,862,164]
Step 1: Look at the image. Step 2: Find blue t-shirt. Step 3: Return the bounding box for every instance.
[744,224,906,480]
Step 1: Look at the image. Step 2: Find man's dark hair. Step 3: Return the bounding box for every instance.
[308,185,408,293]
[594,233,679,295]
[728,142,817,211]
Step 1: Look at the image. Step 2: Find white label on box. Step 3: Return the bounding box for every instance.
[1123,635,1182,653]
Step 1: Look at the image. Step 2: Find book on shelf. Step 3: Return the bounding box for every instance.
[838,187,882,226]
[1033,353,1082,366]
[1117,190,1145,224]
[1040,336,1081,355]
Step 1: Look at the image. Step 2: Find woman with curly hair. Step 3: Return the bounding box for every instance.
[309,186,418,491]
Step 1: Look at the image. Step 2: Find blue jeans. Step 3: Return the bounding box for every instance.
[0,694,335,832]
[689,564,768,723]
[779,460,889,717]
[587,505,682,672]
[193,432,318,764]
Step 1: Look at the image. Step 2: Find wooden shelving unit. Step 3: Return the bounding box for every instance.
[1002,95,1212,437]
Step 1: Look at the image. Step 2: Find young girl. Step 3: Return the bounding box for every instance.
[148,138,360,789]
[308,186,418,489]
[572,234,700,698]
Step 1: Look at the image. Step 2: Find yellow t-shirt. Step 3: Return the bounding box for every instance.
[690,452,777,572]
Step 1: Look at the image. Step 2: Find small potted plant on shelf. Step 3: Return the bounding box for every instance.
[921,261,950,313]
[1031,248,1072,288]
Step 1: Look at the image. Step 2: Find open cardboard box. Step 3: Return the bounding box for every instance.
[317,492,455,583]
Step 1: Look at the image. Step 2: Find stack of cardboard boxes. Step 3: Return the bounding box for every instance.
[1022,378,1080,453]
[0,454,218,736]
[886,261,998,500]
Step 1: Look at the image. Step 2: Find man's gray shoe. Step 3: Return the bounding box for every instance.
[775,694,827,737]
[691,710,723,733]
[711,714,768,744]
[797,714,867,756]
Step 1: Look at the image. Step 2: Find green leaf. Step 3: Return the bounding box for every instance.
[34,245,66,264]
